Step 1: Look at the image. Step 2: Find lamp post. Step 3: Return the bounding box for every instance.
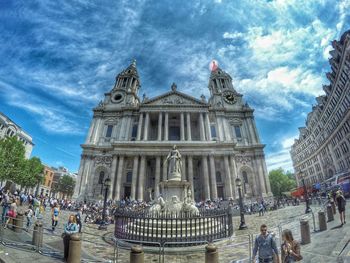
[299,171,311,214]
[98,176,111,230]
[235,177,247,230]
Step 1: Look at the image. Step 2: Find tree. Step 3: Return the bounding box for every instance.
[22,157,44,191]
[269,168,296,197]
[0,136,26,183]
[58,175,75,198]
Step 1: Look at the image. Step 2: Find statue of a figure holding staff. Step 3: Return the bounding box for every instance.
[164,145,182,181]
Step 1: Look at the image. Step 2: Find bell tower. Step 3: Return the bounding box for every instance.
[208,63,241,108]
[108,60,141,107]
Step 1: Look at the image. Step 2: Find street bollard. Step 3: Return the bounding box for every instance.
[67,233,82,263]
[130,245,144,263]
[318,211,327,231]
[14,212,24,233]
[205,243,219,263]
[32,221,43,250]
[300,219,311,245]
[327,205,334,222]
[331,201,336,215]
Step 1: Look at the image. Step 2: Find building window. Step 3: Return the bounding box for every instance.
[216,171,222,183]
[234,126,242,139]
[169,126,180,140]
[98,171,105,184]
[106,125,113,138]
[126,171,132,183]
[131,124,138,140]
[210,125,217,139]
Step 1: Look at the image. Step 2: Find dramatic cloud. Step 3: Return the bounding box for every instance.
[0,0,348,171]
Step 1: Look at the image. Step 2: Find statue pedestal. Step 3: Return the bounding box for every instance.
[160,180,190,203]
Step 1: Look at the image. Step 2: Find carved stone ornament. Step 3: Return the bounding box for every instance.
[235,155,251,165]
[95,155,112,167]
[162,97,184,104]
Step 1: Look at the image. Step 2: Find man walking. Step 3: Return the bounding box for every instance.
[252,224,280,263]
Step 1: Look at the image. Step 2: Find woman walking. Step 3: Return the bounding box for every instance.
[51,203,60,231]
[281,229,302,262]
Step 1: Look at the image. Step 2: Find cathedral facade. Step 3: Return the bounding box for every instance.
[74,61,272,201]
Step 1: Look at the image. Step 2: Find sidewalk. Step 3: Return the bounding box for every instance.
[300,202,350,263]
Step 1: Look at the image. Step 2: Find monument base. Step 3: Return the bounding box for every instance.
[160,180,190,203]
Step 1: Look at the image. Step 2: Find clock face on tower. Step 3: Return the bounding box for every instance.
[112,92,124,103]
[223,91,236,104]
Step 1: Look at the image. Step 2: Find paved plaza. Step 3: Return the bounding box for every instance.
[0,201,349,263]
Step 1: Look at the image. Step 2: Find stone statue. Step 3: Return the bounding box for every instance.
[149,196,166,214]
[164,145,182,181]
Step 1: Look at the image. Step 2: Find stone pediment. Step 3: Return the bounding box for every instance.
[143,91,207,106]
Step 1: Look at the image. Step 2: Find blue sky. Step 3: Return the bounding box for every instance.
[0,0,349,173]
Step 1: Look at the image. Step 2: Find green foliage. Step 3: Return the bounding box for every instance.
[0,136,44,188]
[269,168,297,197]
[57,174,75,197]
[0,136,26,182]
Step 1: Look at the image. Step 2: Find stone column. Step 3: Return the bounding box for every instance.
[199,113,205,141]
[205,113,212,141]
[85,118,96,144]
[248,118,257,144]
[187,156,194,197]
[109,155,118,199]
[157,113,162,141]
[216,116,223,141]
[74,158,85,197]
[162,156,168,182]
[223,118,231,141]
[251,117,261,143]
[181,156,187,181]
[229,156,238,199]
[256,157,267,196]
[224,156,233,199]
[119,117,126,141]
[136,113,143,141]
[202,156,211,200]
[180,113,185,141]
[143,113,150,140]
[137,156,146,201]
[261,157,272,194]
[114,156,124,200]
[131,156,139,200]
[155,156,161,197]
[243,120,251,144]
[164,113,169,141]
[186,113,192,141]
[209,155,218,199]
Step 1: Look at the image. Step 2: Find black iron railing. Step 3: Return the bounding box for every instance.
[114,208,233,246]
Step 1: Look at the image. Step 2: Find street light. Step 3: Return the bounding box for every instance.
[299,171,311,214]
[235,177,247,230]
[98,176,111,230]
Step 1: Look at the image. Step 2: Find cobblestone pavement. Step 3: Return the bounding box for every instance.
[1,202,349,263]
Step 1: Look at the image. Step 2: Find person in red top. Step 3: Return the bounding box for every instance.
[4,199,17,229]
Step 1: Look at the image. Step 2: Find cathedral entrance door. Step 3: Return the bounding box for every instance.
[124,186,131,199]
[217,186,224,199]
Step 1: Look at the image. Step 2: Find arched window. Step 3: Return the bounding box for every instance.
[98,171,105,184]
[216,171,222,183]
[242,171,248,183]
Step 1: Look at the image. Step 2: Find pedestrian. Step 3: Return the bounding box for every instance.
[1,190,10,223]
[25,205,34,231]
[259,202,264,216]
[62,214,79,261]
[252,224,280,263]
[76,208,82,233]
[4,199,17,229]
[51,203,60,231]
[335,189,346,226]
[281,229,302,262]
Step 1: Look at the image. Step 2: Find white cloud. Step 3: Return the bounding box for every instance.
[266,134,298,172]
[223,32,243,39]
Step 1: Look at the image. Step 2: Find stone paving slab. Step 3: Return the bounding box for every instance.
[1,202,349,263]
